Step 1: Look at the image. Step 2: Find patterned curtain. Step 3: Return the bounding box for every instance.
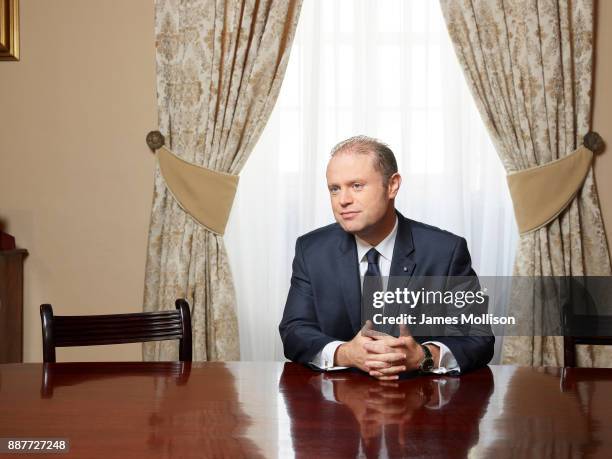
[144,0,303,361]
[440,0,612,366]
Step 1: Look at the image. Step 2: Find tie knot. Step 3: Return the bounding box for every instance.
[366,248,380,264]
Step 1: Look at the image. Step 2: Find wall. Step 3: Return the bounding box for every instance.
[0,0,611,362]
[0,0,156,361]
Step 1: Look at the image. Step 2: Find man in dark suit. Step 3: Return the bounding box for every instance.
[279,136,494,379]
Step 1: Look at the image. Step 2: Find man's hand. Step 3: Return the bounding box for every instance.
[363,325,440,380]
[335,322,405,372]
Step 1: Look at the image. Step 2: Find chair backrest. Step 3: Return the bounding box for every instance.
[561,278,612,367]
[564,335,612,367]
[40,299,192,363]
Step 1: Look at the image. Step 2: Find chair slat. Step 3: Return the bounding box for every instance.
[55,324,184,343]
[55,317,182,332]
[57,310,180,321]
[57,331,186,347]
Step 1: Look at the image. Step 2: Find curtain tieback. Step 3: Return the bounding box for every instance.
[146,132,238,235]
[507,132,604,235]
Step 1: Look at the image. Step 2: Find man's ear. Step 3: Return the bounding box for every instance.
[387,173,402,199]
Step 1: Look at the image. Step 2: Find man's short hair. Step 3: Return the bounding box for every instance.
[330,135,398,186]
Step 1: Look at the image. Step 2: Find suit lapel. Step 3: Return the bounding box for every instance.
[338,232,362,334]
[381,214,417,335]
[389,213,416,278]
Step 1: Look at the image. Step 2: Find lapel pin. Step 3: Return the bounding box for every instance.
[403,266,408,272]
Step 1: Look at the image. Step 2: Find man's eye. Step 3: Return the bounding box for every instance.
[352,183,364,190]
[329,187,339,195]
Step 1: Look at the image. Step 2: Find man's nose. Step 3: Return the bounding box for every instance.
[338,189,353,206]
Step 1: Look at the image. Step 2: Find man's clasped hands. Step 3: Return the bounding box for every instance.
[334,321,440,380]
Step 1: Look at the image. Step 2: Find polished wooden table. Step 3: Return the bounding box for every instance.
[1,362,612,458]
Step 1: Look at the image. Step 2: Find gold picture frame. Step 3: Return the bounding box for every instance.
[0,0,19,61]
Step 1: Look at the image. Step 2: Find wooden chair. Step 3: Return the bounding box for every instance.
[40,299,192,363]
[561,277,612,367]
[564,334,612,367]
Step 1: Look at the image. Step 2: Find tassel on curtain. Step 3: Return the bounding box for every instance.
[144,0,303,361]
[439,0,612,366]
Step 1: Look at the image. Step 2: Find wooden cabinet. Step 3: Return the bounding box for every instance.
[0,249,27,363]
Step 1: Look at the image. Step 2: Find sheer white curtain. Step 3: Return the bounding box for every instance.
[224,0,518,362]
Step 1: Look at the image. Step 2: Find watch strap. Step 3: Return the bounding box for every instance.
[419,344,434,372]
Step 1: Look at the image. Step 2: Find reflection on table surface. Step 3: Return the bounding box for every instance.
[1,362,612,458]
[280,366,487,458]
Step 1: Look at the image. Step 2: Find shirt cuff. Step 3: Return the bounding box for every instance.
[309,340,348,370]
[422,341,461,374]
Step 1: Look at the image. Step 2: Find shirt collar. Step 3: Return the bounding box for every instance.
[355,216,399,263]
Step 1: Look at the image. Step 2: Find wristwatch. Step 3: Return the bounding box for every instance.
[418,344,435,372]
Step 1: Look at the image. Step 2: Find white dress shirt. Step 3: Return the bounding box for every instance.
[310,216,460,374]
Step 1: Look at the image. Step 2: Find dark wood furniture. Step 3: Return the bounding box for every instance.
[1,363,612,458]
[39,299,192,362]
[0,249,27,363]
[562,277,612,367]
[40,361,191,398]
[564,334,612,367]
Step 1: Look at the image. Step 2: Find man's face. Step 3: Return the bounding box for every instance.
[326,150,397,237]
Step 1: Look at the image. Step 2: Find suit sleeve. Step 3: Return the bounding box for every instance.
[429,237,495,372]
[279,237,337,365]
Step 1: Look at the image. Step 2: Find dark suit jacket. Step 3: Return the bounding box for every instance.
[279,211,494,372]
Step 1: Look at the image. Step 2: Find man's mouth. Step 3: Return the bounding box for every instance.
[340,211,360,220]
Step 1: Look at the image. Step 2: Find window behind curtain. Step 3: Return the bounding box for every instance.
[225,0,518,361]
